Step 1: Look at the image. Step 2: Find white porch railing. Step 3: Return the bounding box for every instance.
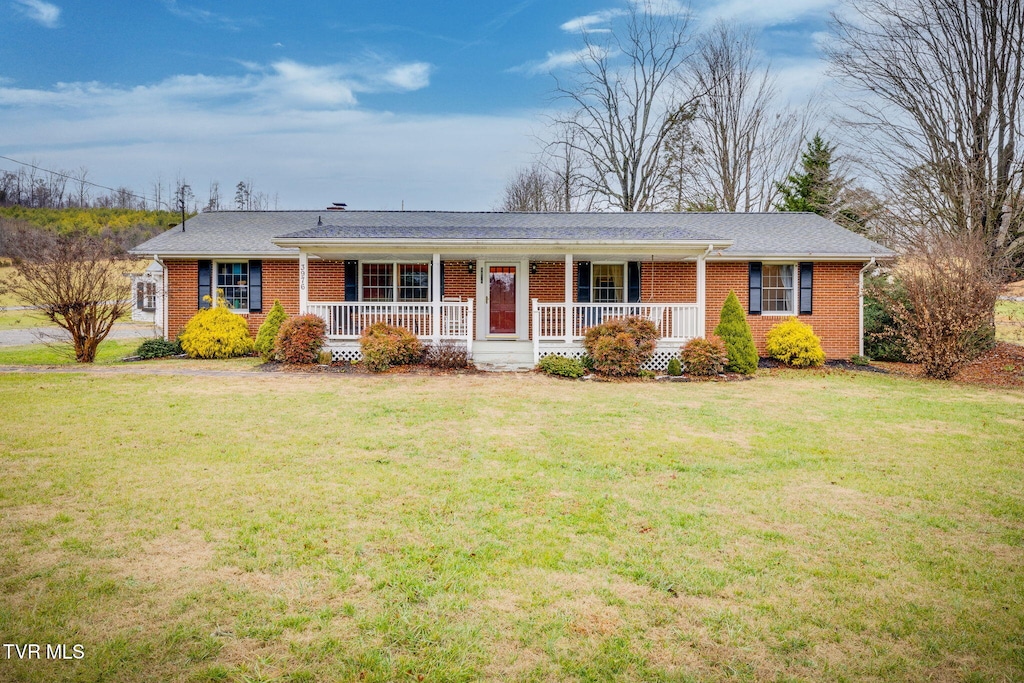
[308,300,474,350]
[532,300,700,344]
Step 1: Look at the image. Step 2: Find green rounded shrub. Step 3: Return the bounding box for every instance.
[582,316,659,376]
[666,356,682,376]
[538,354,586,378]
[765,317,825,367]
[680,335,728,376]
[135,337,182,359]
[179,300,255,359]
[714,290,758,374]
[359,322,423,372]
[275,314,327,365]
[255,300,288,361]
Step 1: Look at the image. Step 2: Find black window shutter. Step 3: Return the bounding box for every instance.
[748,262,762,315]
[248,260,262,312]
[198,260,212,309]
[576,261,591,303]
[799,262,813,315]
[627,262,641,303]
[439,261,445,300]
[136,282,144,309]
[344,260,359,302]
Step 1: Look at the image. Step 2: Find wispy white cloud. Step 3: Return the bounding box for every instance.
[0,58,433,112]
[161,0,256,31]
[12,0,61,28]
[697,0,837,26]
[560,9,624,33]
[510,47,611,76]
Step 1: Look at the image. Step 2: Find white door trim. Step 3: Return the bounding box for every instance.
[476,260,529,340]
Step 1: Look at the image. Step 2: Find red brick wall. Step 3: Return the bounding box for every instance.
[640,261,696,302]
[165,259,299,339]
[308,259,346,301]
[705,261,862,358]
[442,260,476,300]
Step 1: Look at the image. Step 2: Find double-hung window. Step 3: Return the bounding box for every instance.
[592,264,625,303]
[362,263,430,301]
[216,262,249,310]
[136,281,156,311]
[762,264,794,314]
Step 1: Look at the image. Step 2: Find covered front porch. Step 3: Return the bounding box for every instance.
[282,242,723,368]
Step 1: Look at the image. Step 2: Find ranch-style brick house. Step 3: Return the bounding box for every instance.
[129,210,894,370]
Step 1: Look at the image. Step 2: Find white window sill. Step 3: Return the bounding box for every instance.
[761,311,795,316]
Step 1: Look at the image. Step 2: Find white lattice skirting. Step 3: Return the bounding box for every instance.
[327,340,471,364]
[537,344,683,372]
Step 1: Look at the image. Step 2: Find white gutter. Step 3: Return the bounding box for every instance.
[859,258,876,357]
[153,254,168,341]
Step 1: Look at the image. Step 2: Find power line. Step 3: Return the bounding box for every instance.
[0,154,178,210]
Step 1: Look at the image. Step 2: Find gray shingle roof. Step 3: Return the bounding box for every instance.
[130,210,893,258]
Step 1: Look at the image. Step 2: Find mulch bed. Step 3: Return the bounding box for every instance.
[873,342,1024,388]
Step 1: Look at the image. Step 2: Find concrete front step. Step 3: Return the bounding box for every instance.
[472,340,535,371]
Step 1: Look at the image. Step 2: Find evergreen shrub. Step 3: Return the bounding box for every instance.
[714,291,758,374]
[255,300,288,361]
[582,316,659,376]
[765,318,826,367]
[179,299,254,359]
[359,322,423,372]
[538,354,586,378]
[275,314,327,365]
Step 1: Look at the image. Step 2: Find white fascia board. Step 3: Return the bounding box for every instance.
[706,253,895,262]
[129,252,299,260]
[273,239,732,255]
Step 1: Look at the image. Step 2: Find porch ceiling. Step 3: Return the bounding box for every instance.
[300,243,723,262]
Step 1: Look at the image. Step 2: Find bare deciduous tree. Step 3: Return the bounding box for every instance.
[552,1,697,211]
[829,0,1024,265]
[1,229,135,363]
[500,164,561,212]
[684,22,807,212]
[868,230,1006,378]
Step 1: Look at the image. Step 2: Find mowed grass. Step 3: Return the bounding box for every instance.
[0,370,1022,682]
[0,339,140,365]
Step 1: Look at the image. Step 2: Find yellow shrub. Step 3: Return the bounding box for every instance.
[765,318,825,367]
[179,299,254,359]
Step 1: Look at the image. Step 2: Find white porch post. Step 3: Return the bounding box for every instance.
[431,252,441,340]
[299,251,309,314]
[532,298,540,364]
[564,253,573,344]
[466,298,474,358]
[696,248,708,338]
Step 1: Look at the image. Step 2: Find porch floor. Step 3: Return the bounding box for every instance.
[472,340,534,372]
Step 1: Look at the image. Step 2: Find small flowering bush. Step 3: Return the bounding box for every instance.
[179,299,254,359]
[765,318,825,367]
[680,335,729,376]
[360,322,423,372]
[275,314,327,365]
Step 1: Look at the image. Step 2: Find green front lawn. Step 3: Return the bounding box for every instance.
[0,370,1021,681]
[0,339,140,365]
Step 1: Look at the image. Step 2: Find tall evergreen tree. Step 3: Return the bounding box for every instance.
[775,134,840,215]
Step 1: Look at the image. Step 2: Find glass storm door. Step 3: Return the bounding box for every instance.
[488,266,517,334]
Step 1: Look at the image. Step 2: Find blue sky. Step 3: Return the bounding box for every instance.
[1,0,838,210]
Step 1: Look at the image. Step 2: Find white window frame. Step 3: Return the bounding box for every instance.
[213,261,249,313]
[591,262,626,303]
[761,263,796,315]
[137,281,157,312]
[359,262,431,302]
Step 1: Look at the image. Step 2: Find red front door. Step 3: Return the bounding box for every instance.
[489,266,516,334]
